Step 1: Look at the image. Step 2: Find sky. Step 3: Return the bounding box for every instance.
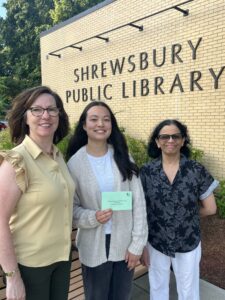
[0,0,6,19]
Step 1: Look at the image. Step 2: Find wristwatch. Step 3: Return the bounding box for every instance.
[3,268,18,277]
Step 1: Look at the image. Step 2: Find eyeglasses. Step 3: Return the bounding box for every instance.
[157,133,183,141]
[28,107,60,117]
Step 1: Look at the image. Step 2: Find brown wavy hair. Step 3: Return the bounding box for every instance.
[7,86,69,145]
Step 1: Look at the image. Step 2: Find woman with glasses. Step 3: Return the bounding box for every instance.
[67,101,147,300]
[0,86,75,300]
[140,119,218,300]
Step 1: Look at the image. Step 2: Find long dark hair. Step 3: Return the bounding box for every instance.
[148,119,191,158]
[67,101,139,180]
[7,86,69,145]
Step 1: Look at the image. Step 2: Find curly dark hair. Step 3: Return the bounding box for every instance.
[7,86,69,145]
[147,119,191,158]
[66,101,139,180]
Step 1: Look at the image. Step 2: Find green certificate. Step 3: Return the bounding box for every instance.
[101,191,132,211]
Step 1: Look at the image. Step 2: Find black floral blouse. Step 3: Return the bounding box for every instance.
[140,154,219,257]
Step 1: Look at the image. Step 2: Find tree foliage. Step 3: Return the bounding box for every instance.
[50,0,104,24]
[0,0,104,117]
[1,0,54,80]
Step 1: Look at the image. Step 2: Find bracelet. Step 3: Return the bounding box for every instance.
[3,268,18,278]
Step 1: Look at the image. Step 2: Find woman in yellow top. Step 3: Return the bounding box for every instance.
[0,86,75,300]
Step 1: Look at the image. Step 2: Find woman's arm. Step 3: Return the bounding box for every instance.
[125,174,148,270]
[68,157,104,229]
[126,174,148,267]
[73,187,105,228]
[200,193,217,217]
[0,160,25,300]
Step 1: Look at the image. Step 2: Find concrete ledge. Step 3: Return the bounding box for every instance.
[200,279,225,300]
[132,272,225,300]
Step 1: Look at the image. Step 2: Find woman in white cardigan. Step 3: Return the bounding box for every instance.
[67,101,147,300]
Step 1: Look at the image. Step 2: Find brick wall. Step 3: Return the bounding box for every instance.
[40,0,225,179]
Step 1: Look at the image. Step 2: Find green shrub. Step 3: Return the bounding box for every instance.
[125,134,149,167]
[1,126,224,219]
[190,147,204,162]
[124,139,205,167]
[57,128,149,166]
[215,180,225,219]
[0,127,72,157]
[0,129,205,165]
[57,132,72,158]
[0,129,14,150]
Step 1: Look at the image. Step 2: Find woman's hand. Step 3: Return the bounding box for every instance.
[125,251,141,271]
[95,209,113,224]
[6,271,26,300]
[140,246,150,267]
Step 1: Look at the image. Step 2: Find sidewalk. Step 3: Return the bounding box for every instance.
[132,272,225,300]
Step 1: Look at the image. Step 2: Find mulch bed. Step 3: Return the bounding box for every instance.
[200,213,225,290]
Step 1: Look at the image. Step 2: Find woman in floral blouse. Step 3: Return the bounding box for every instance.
[140,119,218,300]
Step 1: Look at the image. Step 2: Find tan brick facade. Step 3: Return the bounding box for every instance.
[40,0,225,179]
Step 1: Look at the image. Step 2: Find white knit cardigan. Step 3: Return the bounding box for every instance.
[67,146,148,267]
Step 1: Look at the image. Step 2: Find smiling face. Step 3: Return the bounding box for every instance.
[26,93,59,142]
[156,124,185,157]
[83,105,112,144]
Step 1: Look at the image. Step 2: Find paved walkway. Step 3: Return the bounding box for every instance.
[132,272,225,300]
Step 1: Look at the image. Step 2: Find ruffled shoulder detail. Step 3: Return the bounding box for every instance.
[0,150,28,193]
